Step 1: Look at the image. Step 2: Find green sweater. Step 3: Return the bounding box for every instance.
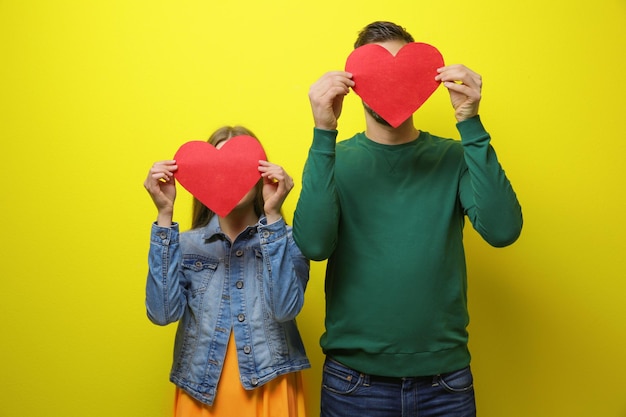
[293,116,522,377]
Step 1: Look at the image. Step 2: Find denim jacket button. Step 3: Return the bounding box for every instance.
[235,250,244,257]
[262,231,270,238]
[243,345,251,354]
[251,377,259,386]
[158,232,167,239]
[236,281,244,289]
[237,314,245,322]
[195,261,202,268]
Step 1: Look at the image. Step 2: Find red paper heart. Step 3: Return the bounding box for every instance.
[173,135,267,217]
[345,42,444,128]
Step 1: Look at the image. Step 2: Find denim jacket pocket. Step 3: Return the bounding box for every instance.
[181,255,219,294]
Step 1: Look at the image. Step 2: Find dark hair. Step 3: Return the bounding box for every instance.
[191,125,265,229]
[354,21,414,49]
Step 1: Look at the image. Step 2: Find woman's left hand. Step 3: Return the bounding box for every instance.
[258,160,294,224]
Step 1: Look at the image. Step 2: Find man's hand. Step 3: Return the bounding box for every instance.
[309,71,355,131]
[435,65,482,122]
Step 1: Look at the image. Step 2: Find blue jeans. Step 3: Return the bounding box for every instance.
[321,357,476,417]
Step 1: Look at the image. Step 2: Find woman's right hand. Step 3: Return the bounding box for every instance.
[144,160,177,225]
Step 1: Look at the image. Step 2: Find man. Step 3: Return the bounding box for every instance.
[293,21,523,417]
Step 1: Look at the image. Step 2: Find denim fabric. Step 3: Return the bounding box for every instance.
[146,216,310,406]
[321,358,476,417]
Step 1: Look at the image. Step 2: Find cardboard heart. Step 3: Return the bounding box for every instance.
[173,135,267,217]
[345,42,444,128]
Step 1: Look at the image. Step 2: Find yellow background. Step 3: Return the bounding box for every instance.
[1,1,625,416]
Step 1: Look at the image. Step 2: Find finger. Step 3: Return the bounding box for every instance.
[258,160,276,170]
[274,172,293,190]
[311,85,351,103]
[320,71,354,84]
[259,162,288,177]
[263,172,284,184]
[152,160,178,171]
[259,167,279,181]
[152,163,178,178]
[436,66,482,90]
[311,73,354,94]
[442,82,481,101]
[150,171,173,183]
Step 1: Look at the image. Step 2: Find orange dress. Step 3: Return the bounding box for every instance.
[173,331,307,417]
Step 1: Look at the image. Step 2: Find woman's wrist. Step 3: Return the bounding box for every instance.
[156,210,173,227]
[265,212,282,225]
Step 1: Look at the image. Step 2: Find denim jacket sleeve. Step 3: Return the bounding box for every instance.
[145,222,186,325]
[258,217,310,323]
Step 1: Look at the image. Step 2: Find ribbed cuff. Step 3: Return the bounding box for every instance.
[311,127,339,153]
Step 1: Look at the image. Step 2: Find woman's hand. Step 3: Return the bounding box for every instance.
[144,160,178,226]
[258,160,294,224]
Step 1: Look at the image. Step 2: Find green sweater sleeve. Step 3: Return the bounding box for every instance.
[458,116,523,247]
[293,128,340,261]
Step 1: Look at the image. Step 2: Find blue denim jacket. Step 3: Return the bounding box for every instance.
[146,215,310,406]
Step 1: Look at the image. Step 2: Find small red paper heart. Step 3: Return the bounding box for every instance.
[173,135,267,217]
[345,42,444,128]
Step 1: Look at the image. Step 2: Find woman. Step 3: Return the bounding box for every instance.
[144,126,310,416]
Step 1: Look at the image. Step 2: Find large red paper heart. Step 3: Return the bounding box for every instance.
[345,42,444,128]
[173,135,267,217]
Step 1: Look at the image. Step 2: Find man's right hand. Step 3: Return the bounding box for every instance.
[308,71,354,131]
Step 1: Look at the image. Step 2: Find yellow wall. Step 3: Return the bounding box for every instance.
[1,1,625,416]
